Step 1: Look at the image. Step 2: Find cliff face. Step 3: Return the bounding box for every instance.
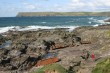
[16,12,110,17]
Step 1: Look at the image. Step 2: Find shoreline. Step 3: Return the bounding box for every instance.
[0,16,110,34]
[0,23,110,34]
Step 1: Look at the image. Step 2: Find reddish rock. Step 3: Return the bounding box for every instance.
[36,57,59,67]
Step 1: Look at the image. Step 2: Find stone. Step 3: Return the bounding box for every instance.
[9,50,21,57]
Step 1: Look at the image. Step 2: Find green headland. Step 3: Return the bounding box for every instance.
[16,12,110,17]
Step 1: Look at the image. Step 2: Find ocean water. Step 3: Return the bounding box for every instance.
[0,16,109,33]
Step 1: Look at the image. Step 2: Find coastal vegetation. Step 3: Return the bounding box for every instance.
[33,63,67,73]
[16,12,110,17]
[106,30,110,38]
[92,58,110,73]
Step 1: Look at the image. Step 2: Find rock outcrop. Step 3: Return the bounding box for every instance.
[104,18,110,22]
[1,25,110,73]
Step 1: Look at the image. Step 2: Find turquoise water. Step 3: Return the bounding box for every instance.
[0,16,107,27]
[0,16,109,33]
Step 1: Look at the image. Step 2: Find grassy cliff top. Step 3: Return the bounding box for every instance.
[16,12,110,17]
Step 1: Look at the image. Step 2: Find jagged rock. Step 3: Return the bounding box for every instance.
[104,18,110,22]
[0,56,11,69]
[10,55,30,70]
[2,25,110,73]
[1,49,9,56]
[0,35,5,45]
[9,50,21,57]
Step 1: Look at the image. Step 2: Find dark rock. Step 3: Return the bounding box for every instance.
[0,35,5,45]
[0,57,11,67]
[42,40,55,51]
[71,36,81,46]
[104,18,110,22]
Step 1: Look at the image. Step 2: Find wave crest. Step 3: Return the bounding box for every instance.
[0,26,79,34]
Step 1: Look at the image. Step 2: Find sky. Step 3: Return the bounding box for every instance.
[0,0,110,17]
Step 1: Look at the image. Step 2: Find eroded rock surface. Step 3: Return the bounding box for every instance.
[0,25,110,73]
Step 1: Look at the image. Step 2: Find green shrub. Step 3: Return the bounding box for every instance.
[92,58,110,73]
[33,63,68,73]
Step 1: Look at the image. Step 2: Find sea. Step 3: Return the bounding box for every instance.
[0,16,110,33]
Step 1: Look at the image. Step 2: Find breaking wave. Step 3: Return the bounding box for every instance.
[0,25,79,34]
[0,16,109,34]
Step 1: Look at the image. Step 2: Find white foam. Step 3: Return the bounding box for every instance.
[93,24,99,27]
[88,17,94,20]
[98,19,110,24]
[88,17,98,22]
[93,21,104,27]
[103,17,110,21]
[88,21,92,24]
[41,22,47,24]
[0,26,16,34]
[18,26,56,31]
[0,25,79,34]
[92,17,110,27]
[66,26,79,32]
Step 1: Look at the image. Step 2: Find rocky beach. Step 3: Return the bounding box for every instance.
[0,19,110,73]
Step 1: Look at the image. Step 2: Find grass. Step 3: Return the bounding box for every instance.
[33,63,68,73]
[92,58,110,73]
[106,30,110,38]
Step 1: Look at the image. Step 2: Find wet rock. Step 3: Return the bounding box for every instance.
[104,18,110,22]
[41,40,56,51]
[71,36,81,46]
[11,43,27,54]
[1,49,10,56]
[10,55,30,71]
[0,56,11,69]
[0,35,5,45]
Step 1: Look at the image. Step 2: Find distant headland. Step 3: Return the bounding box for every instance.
[16,12,110,17]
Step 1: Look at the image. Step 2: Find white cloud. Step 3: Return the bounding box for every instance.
[70,0,85,7]
[21,0,110,12]
[15,0,110,12]
[26,4,36,9]
[94,0,110,6]
[64,0,110,12]
[23,3,37,10]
